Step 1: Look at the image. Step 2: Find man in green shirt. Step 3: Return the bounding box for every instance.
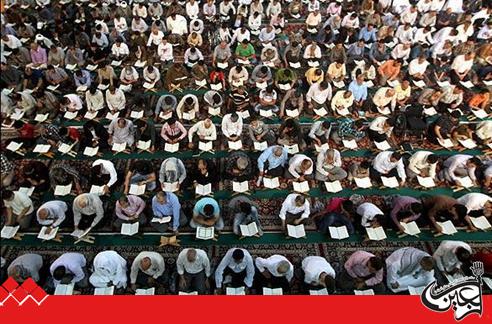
[235,40,256,64]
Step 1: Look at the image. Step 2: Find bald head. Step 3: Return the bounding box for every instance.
[186,249,197,263]
[38,208,49,220]
[76,195,89,208]
[277,261,290,274]
[140,257,152,271]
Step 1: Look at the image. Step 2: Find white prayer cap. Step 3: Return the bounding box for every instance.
[119,1,127,8]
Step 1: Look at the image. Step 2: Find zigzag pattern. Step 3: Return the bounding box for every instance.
[0,277,48,306]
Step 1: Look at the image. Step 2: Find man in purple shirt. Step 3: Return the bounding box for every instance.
[390,196,423,233]
[114,195,147,231]
[29,42,48,69]
[337,251,385,293]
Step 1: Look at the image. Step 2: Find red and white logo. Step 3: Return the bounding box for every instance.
[0,277,48,306]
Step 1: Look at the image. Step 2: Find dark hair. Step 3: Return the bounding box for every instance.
[469,157,482,166]
[360,160,371,169]
[232,249,245,261]
[2,190,14,200]
[341,200,354,213]
[324,275,336,294]
[456,247,471,262]
[203,204,215,217]
[53,266,66,281]
[410,203,423,214]
[392,152,402,160]
[239,202,252,214]
[368,256,383,271]
[427,154,438,164]
[453,204,468,219]
[321,121,330,129]
[450,110,462,119]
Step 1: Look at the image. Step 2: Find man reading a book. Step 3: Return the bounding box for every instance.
[214,248,255,294]
[337,251,385,294]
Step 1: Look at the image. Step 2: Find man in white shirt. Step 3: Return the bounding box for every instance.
[2,190,34,229]
[91,159,118,194]
[187,119,217,149]
[315,148,347,182]
[440,155,481,186]
[166,13,188,35]
[370,151,407,185]
[386,247,435,293]
[36,200,68,231]
[49,252,88,290]
[368,116,395,143]
[456,193,492,216]
[221,112,243,141]
[110,37,129,61]
[73,193,104,231]
[254,255,294,293]
[433,241,472,284]
[176,248,211,294]
[306,81,332,110]
[301,256,336,293]
[89,251,128,289]
[279,193,310,228]
[356,202,385,228]
[286,154,313,180]
[130,251,165,291]
[215,248,255,293]
[406,151,439,181]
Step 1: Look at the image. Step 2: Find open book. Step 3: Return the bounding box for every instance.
[111,60,122,66]
[71,228,91,239]
[33,144,51,153]
[106,111,119,120]
[314,107,328,117]
[329,226,349,240]
[195,79,207,87]
[408,286,425,296]
[233,181,249,193]
[151,216,171,224]
[121,222,139,236]
[366,227,387,241]
[471,109,488,119]
[64,111,78,120]
[208,107,221,116]
[228,140,243,150]
[7,141,23,152]
[381,176,399,188]
[134,60,147,68]
[460,81,474,89]
[159,111,173,120]
[309,288,329,295]
[314,143,330,153]
[324,181,343,193]
[286,109,299,118]
[198,141,213,152]
[112,142,127,153]
[470,216,491,230]
[18,187,35,196]
[94,286,115,295]
[438,138,454,148]
[259,109,273,118]
[289,62,301,69]
[196,183,212,196]
[342,139,358,149]
[400,221,421,236]
[137,140,151,151]
[210,83,223,91]
[129,184,146,196]
[263,288,283,295]
[254,141,268,151]
[90,185,105,195]
[354,177,372,189]
[55,283,75,295]
[1,225,20,239]
[130,110,144,119]
[217,62,228,69]
[256,81,267,89]
[456,176,473,188]
[54,183,72,196]
[182,111,195,121]
[164,143,179,153]
[240,222,259,237]
[178,291,198,295]
[437,220,457,235]
[37,226,58,241]
[163,182,179,192]
[354,289,375,295]
[423,107,438,116]
[279,83,291,91]
[417,176,435,188]
[263,177,280,189]
[84,111,98,120]
[196,227,215,240]
[374,140,391,151]
[239,110,250,119]
[135,288,155,295]
[413,80,426,88]
[293,181,310,193]
[58,142,75,153]
[458,139,477,149]
[287,224,306,238]
[34,113,49,122]
[226,287,246,295]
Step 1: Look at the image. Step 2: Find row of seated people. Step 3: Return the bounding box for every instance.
[1,241,491,295]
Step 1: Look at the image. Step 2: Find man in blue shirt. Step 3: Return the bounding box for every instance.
[151,191,187,233]
[190,197,224,231]
[257,145,288,177]
[348,74,368,109]
[358,24,377,43]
